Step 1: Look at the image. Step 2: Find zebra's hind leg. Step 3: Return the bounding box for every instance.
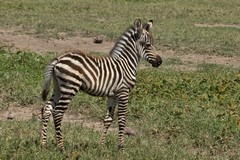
[52,96,73,151]
[41,99,54,148]
[41,76,61,148]
[100,97,117,145]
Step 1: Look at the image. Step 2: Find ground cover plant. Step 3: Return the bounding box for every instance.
[0,0,240,159]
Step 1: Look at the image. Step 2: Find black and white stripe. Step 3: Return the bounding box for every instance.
[41,19,162,151]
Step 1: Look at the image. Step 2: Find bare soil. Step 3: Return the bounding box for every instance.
[0,28,113,54]
[194,23,240,29]
[0,104,108,132]
[1,27,240,71]
[0,104,135,134]
[0,27,239,133]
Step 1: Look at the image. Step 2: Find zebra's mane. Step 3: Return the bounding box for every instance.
[109,26,136,56]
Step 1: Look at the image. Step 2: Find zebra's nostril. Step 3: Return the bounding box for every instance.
[152,56,162,67]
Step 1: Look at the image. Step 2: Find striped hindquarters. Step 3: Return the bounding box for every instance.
[50,51,122,97]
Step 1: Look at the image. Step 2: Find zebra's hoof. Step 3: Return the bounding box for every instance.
[41,143,47,149]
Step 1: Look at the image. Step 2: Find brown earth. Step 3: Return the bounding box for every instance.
[0,27,239,133]
[0,104,108,132]
[0,104,136,135]
[1,27,240,71]
[194,23,240,29]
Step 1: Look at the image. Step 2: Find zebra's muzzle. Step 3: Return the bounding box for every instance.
[151,55,162,67]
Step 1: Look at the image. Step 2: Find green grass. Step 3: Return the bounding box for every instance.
[0,0,239,56]
[1,0,240,159]
[1,48,240,159]
[0,48,54,109]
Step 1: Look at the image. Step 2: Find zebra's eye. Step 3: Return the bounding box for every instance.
[145,43,151,47]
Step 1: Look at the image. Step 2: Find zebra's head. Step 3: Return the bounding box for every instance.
[134,19,162,67]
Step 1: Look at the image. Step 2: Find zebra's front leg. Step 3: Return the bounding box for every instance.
[117,92,129,151]
[100,97,117,145]
[41,101,54,148]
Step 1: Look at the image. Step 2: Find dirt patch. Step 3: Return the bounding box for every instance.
[1,27,240,71]
[0,104,109,131]
[194,23,240,29]
[162,50,240,70]
[0,104,38,121]
[0,28,113,54]
[0,105,136,134]
[0,104,101,125]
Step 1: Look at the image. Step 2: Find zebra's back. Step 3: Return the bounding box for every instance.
[52,51,123,97]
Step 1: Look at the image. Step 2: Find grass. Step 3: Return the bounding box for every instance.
[1,0,240,159]
[1,48,240,159]
[0,0,239,56]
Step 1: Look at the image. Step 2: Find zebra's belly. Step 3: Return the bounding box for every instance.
[82,86,115,97]
[80,79,117,97]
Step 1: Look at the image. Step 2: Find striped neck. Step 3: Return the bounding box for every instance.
[109,26,140,68]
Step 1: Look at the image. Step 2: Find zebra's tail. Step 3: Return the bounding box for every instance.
[41,59,58,101]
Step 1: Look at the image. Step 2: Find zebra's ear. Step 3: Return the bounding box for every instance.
[134,19,143,39]
[134,19,142,29]
[145,20,153,32]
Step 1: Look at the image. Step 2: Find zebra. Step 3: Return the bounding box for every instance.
[41,19,162,151]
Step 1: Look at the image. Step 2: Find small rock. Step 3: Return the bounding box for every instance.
[93,36,103,44]
[124,127,136,136]
[7,112,15,120]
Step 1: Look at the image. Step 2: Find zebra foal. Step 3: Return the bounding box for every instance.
[41,19,162,151]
